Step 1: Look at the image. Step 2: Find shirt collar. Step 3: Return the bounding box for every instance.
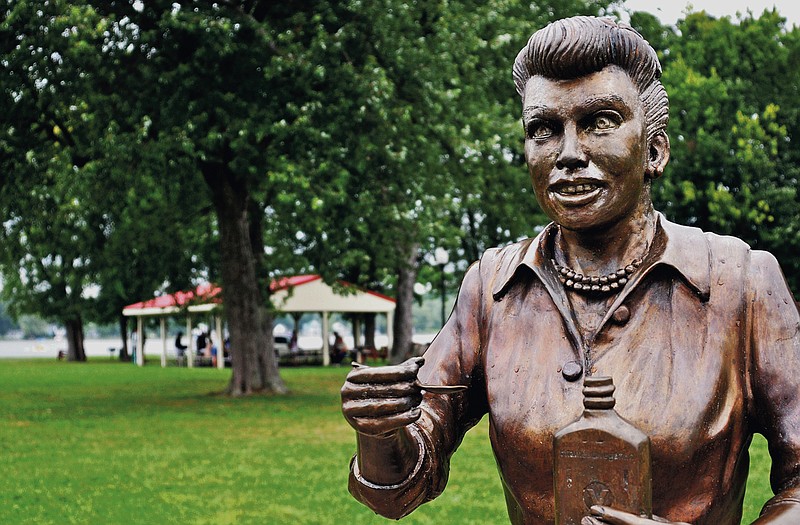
[491,213,711,302]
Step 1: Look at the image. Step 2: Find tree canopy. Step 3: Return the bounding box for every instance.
[0,2,207,360]
[4,2,800,383]
[632,8,800,291]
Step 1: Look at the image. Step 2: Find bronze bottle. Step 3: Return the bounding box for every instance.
[553,376,652,525]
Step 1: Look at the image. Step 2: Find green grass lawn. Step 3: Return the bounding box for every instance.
[0,360,773,524]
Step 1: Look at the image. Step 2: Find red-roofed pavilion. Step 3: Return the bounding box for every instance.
[122,275,396,368]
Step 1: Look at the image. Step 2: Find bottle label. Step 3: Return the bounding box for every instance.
[554,436,650,525]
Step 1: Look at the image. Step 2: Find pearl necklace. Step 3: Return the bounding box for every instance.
[551,258,643,294]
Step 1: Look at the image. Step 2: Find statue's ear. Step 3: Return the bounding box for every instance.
[646,133,670,180]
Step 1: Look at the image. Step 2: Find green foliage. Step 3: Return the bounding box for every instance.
[288,0,616,291]
[633,9,800,292]
[7,0,800,351]
[0,359,773,523]
[0,1,209,332]
[1,2,102,323]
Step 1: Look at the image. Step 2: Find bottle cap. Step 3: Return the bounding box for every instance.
[583,376,615,409]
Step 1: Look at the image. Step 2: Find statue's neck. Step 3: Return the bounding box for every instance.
[554,207,657,276]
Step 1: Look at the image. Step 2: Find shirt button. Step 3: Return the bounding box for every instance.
[562,360,583,382]
[612,305,631,324]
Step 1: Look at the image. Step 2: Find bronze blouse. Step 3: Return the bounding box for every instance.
[349,215,800,524]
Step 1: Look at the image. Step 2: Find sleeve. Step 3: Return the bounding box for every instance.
[747,250,800,523]
[348,254,490,518]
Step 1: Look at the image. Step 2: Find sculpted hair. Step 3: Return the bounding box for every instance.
[513,16,669,142]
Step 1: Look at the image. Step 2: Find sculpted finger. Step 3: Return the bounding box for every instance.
[350,408,422,435]
[341,381,420,401]
[343,396,422,418]
[582,518,603,525]
[588,506,649,525]
[347,357,424,384]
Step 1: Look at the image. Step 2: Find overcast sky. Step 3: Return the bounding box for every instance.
[622,0,800,27]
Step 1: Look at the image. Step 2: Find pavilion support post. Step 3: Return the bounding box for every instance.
[353,316,362,363]
[160,317,167,368]
[322,312,330,366]
[137,316,144,367]
[387,311,394,355]
[353,317,362,348]
[186,315,194,368]
[215,315,224,370]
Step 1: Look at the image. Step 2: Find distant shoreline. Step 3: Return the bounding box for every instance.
[0,337,133,359]
[0,333,436,359]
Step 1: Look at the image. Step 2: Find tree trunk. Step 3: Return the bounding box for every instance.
[248,199,286,393]
[64,316,87,361]
[364,313,376,350]
[388,242,419,364]
[204,166,286,396]
[118,314,130,361]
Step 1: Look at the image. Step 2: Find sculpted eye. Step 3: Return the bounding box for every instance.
[588,112,621,132]
[527,120,553,139]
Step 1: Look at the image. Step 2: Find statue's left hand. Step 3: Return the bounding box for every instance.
[581,506,691,525]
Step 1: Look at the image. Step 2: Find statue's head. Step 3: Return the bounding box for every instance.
[513,16,668,144]
[514,16,671,232]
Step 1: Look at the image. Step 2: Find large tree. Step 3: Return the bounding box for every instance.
[83,1,326,394]
[1,2,111,360]
[0,2,205,360]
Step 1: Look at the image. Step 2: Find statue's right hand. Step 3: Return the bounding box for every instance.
[341,357,425,437]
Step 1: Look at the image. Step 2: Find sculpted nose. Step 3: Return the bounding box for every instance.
[556,126,588,171]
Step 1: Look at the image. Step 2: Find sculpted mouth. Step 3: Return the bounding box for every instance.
[552,182,603,196]
[548,181,604,206]
[555,183,601,196]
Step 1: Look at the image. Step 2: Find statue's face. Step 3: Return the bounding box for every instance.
[523,66,649,232]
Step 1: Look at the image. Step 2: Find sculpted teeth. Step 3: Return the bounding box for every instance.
[557,183,599,195]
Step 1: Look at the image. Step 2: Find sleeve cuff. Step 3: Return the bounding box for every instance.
[348,424,432,518]
[351,424,427,490]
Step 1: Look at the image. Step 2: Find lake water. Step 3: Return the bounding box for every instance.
[0,337,128,359]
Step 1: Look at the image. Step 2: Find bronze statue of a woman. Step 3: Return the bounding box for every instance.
[341,16,800,525]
